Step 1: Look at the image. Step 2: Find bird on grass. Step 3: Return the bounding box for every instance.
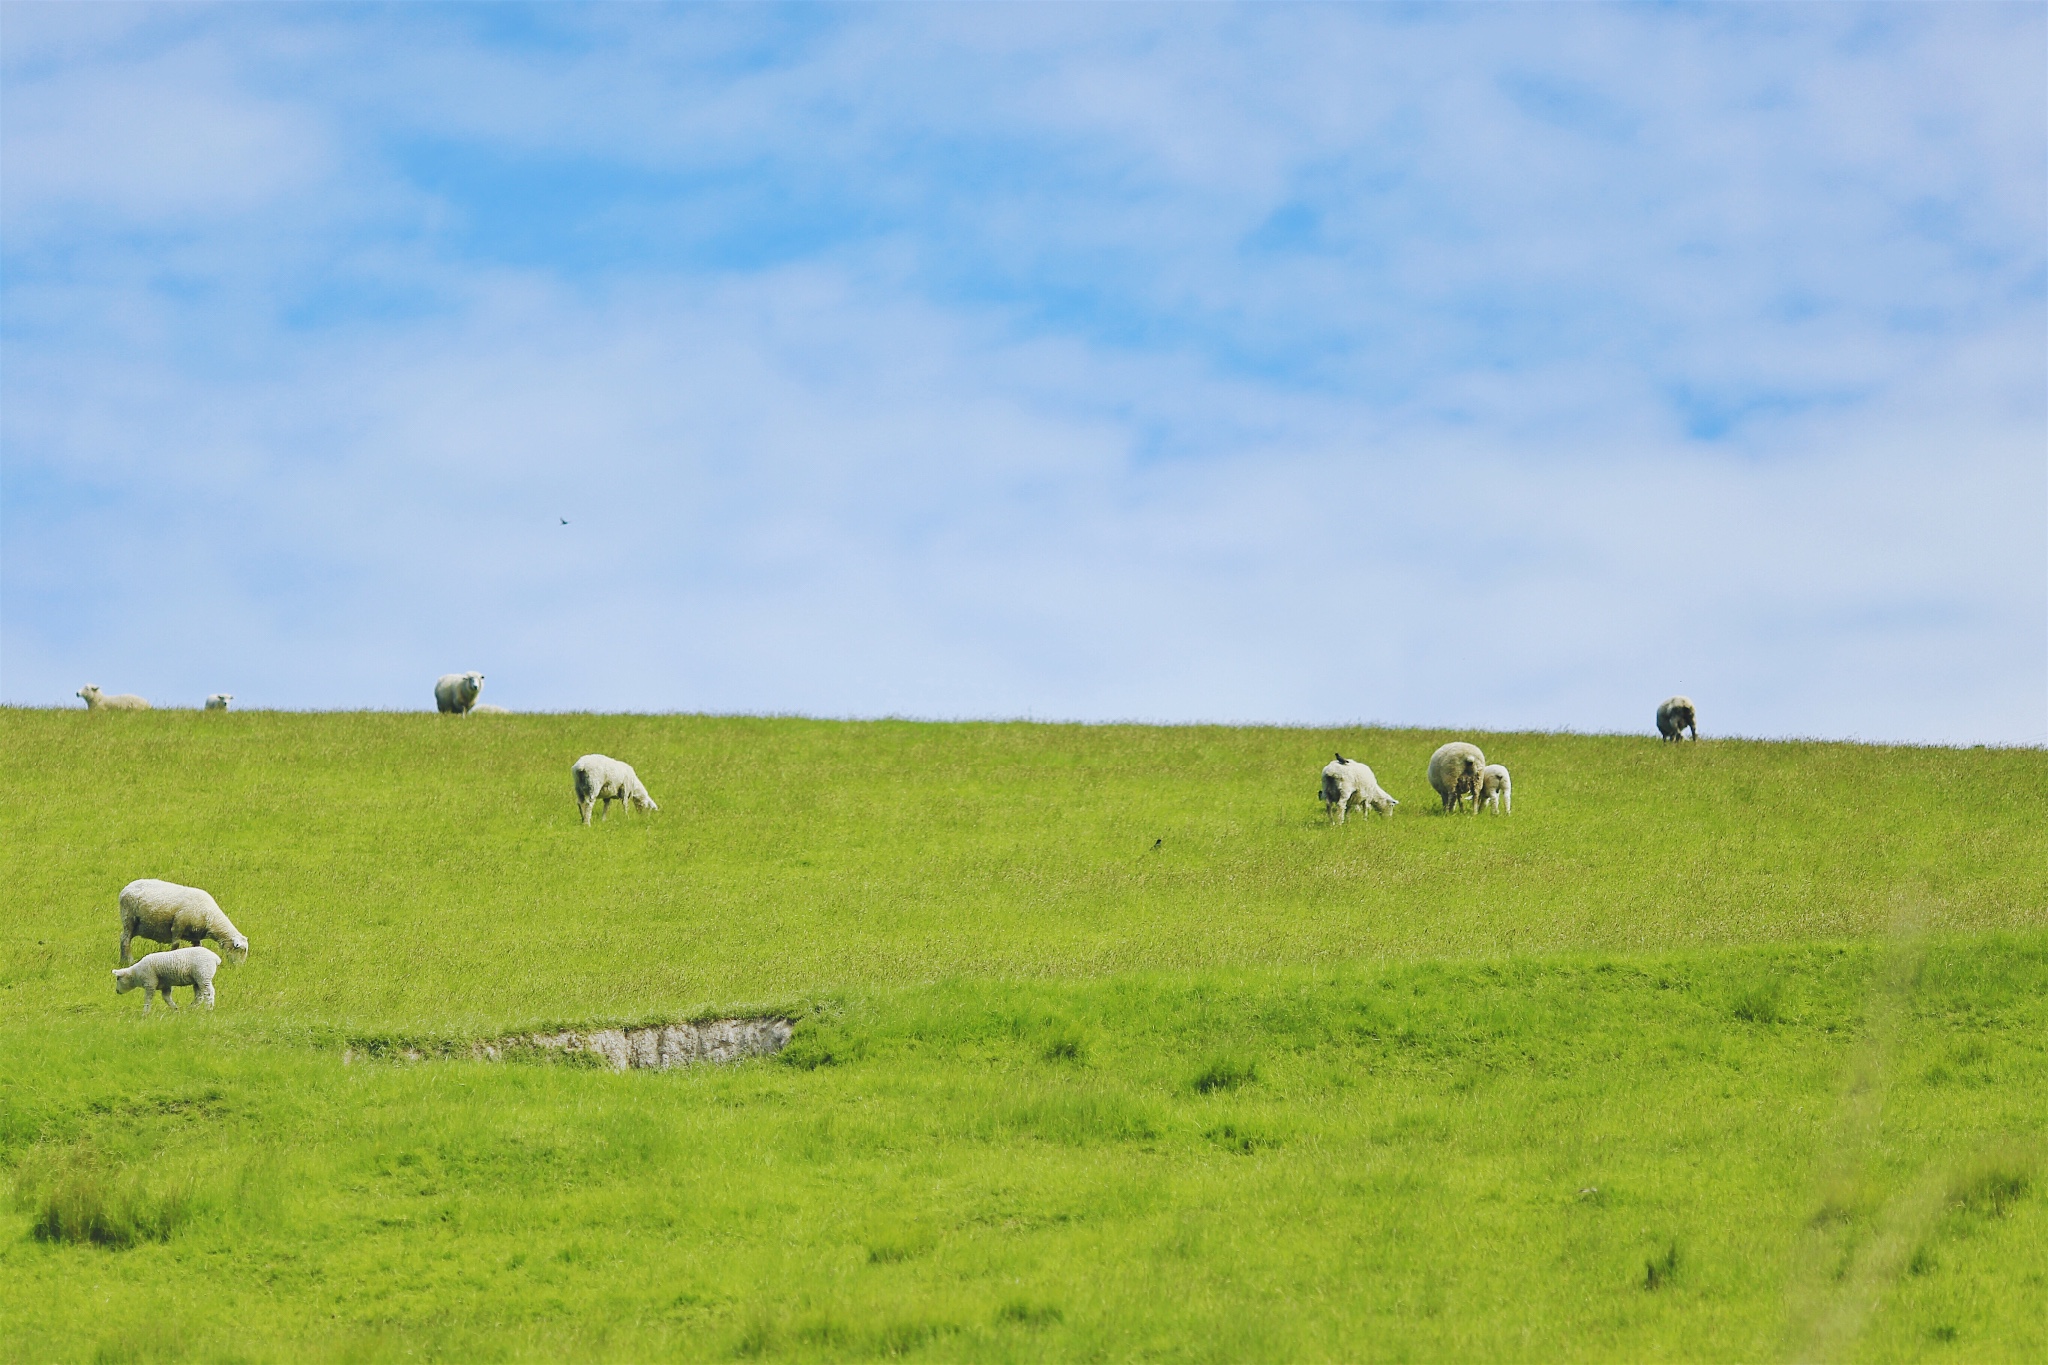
[1152,838,1162,851]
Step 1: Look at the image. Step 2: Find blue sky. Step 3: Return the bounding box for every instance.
[3,2,2043,743]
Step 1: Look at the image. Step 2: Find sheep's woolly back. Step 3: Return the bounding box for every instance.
[573,754,658,821]
[1322,758,1397,821]
[1657,696,1697,739]
[77,685,149,711]
[115,947,221,991]
[434,671,485,713]
[113,946,221,1012]
[120,879,249,962]
[1427,742,1487,808]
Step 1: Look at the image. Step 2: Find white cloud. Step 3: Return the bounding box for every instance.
[2,4,2042,743]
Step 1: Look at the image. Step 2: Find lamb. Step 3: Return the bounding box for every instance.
[573,754,659,825]
[113,947,220,1015]
[1477,764,1512,814]
[205,694,233,711]
[1321,752,1398,823]
[434,671,485,714]
[119,879,249,966]
[77,684,149,711]
[1427,741,1487,813]
[1657,696,1698,742]
[470,703,510,714]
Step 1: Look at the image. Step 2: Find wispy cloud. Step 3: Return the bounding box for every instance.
[3,3,2041,742]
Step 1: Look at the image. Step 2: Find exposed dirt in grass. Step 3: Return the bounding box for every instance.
[342,1016,794,1070]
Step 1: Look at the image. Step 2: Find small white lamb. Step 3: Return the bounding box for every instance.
[1321,753,1399,823]
[119,878,249,965]
[205,694,233,711]
[434,671,485,714]
[78,684,149,711]
[113,946,221,1015]
[1427,742,1487,813]
[573,754,658,825]
[469,703,510,714]
[1477,764,1512,814]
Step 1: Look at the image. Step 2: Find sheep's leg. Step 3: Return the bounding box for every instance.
[579,798,594,826]
[196,981,215,1009]
[119,929,132,966]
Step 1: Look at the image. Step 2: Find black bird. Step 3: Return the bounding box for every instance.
[1333,751,1347,764]
[560,517,570,525]
[1152,838,1162,851]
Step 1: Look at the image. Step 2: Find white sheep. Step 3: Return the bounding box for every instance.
[470,703,510,714]
[573,754,658,825]
[434,671,485,714]
[119,879,249,966]
[1321,752,1398,823]
[77,684,149,711]
[113,947,220,1015]
[205,694,233,711]
[1657,696,1698,742]
[1477,763,1512,814]
[1427,741,1487,813]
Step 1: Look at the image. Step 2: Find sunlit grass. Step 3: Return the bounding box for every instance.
[0,709,2043,1360]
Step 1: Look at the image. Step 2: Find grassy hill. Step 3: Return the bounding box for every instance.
[1,709,2043,1361]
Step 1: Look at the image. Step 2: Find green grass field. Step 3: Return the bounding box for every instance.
[2,709,2043,1361]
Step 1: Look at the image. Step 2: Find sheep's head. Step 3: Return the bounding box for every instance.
[223,935,249,963]
[78,685,102,704]
[633,790,659,813]
[112,966,138,994]
[1374,794,1400,811]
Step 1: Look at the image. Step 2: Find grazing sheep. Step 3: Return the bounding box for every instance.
[573,754,659,825]
[1657,696,1698,742]
[119,879,249,966]
[1321,752,1399,823]
[1427,741,1487,813]
[77,685,149,711]
[205,694,233,711]
[470,703,510,714]
[434,671,485,714]
[1477,764,1512,815]
[113,947,220,1015]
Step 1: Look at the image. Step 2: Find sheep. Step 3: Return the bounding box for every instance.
[1657,696,1698,742]
[1477,764,1512,814]
[1321,752,1398,823]
[573,754,659,825]
[470,703,510,714]
[77,685,149,711]
[434,671,485,714]
[1427,741,1487,813]
[205,694,233,711]
[119,879,249,966]
[113,947,220,1015]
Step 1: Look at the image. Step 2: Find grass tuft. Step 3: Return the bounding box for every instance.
[1643,1242,1679,1291]
[1948,1154,2033,1219]
[996,1299,1064,1328]
[1192,1054,1259,1094]
[1730,980,1784,1024]
[21,1167,193,1249]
